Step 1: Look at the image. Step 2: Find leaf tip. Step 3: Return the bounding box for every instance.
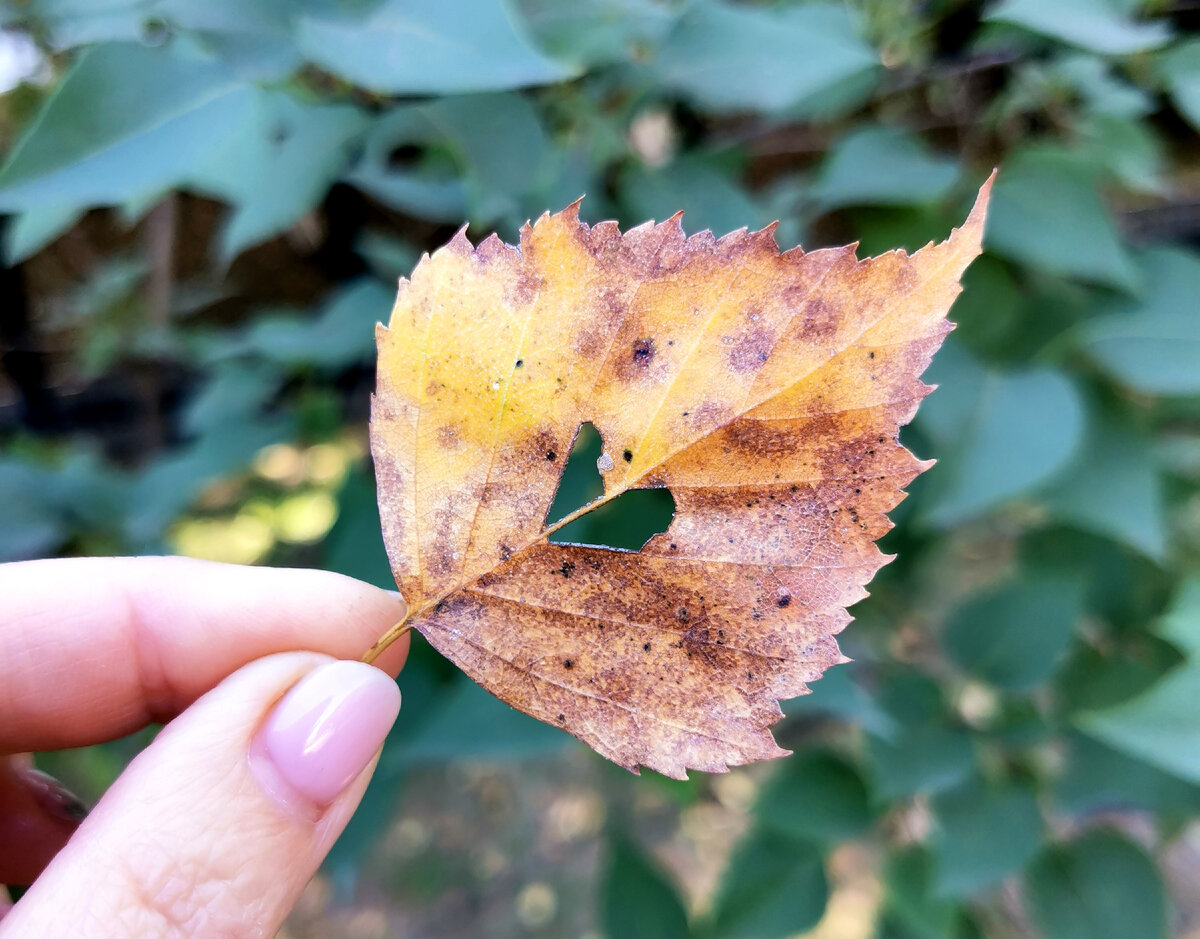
[447,224,472,256]
[955,170,997,252]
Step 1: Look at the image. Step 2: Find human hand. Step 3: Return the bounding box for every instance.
[0,556,410,937]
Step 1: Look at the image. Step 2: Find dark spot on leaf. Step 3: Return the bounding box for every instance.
[559,561,575,578]
[557,712,565,722]
[777,595,791,608]
[676,607,689,622]
[623,449,633,462]
[631,337,655,365]
[546,450,557,461]
[499,544,512,561]
[515,359,524,368]
[643,642,651,651]
[563,659,574,669]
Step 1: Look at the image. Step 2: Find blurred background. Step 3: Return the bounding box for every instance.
[2,0,1200,936]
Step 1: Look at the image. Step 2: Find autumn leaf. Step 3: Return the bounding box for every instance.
[369,175,994,779]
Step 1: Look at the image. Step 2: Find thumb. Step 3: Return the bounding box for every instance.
[0,653,400,938]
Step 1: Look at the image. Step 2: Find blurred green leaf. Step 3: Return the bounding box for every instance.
[23,0,151,49]
[867,672,974,798]
[1073,113,1165,194]
[1050,54,1153,118]
[181,361,282,436]
[296,0,572,95]
[1042,413,1167,560]
[1076,247,1200,395]
[602,838,690,939]
[942,573,1084,691]
[708,828,827,939]
[553,487,675,551]
[1081,660,1200,782]
[1019,526,1172,630]
[355,231,420,284]
[223,279,392,370]
[324,469,395,590]
[346,106,468,222]
[417,92,554,228]
[851,203,963,257]
[930,776,1042,897]
[646,0,878,113]
[0,448,133,560]
[812,127,960,209]
[883,847,960,939]
[124,416,292,545]
[986,151,1138,291]
[944,256,1023,358]
[1079,582,1200,783]
[620,154,765,238]
[917,344,1085,527]
[190,91,369,258]
[517,0,680,69]
[396,675,571,763]
[986,0,1171,55]
[153,0,304,80]
[782,663,897,739]
[1159,39,1200,130]
[1057,635,1184,713]
[0,458,68,560]
[2,203,83,263]
[1054,732,1200,816]
[1024,829,1168,939]
[1158,579,1200,655]
[868,722,975,799]
[754,749,872,843]
[0,40,246,211]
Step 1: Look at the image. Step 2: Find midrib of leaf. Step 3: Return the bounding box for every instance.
[367,220,971,660]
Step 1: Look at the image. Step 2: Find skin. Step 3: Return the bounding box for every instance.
[0,556,409,937]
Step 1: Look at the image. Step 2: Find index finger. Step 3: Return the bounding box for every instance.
[0,556,409,752]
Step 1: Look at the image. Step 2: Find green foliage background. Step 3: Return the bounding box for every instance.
[2,0,1200,936]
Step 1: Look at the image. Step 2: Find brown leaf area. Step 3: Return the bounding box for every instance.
[371,176,993,779]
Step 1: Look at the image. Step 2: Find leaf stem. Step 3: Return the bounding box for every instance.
[362,613,413,664]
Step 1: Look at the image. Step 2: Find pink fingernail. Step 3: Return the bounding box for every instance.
[257,661,400,806]
[23,769,89,824]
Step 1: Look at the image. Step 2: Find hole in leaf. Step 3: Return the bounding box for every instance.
[546,423,675,551]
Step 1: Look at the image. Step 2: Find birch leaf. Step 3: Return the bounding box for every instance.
[369,176,993,778]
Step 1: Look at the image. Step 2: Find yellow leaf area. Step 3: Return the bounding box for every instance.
[370,176,993,779]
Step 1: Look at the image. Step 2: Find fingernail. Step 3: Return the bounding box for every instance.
[258,661,400,806]
[22,769,89,824]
